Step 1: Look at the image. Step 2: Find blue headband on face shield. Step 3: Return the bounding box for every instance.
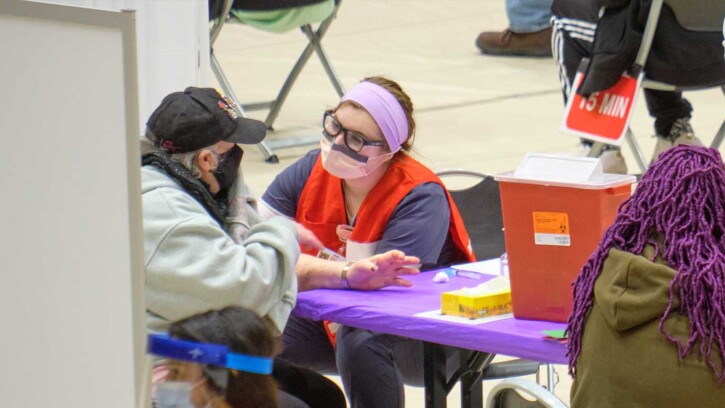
[147,334,273,375]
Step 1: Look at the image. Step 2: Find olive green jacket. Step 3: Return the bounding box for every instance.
[571,247,724,408]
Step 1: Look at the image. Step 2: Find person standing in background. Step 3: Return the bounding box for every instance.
[476,0,553,57]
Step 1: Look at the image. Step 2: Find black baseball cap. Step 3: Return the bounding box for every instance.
[147,87,266,153]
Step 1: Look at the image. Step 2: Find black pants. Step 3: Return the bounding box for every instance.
[274,358,347,408]
[551,0,692,137]
[280,315,460,408]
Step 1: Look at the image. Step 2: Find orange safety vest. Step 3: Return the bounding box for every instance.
[296,154,475,263]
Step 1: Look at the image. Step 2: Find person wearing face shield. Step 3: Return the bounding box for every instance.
[259,77,476,408]
[150,305,335,408]
[150,306,279,408]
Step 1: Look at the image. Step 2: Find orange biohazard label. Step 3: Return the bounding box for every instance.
[532,212,571,246]
[533,212,569,234]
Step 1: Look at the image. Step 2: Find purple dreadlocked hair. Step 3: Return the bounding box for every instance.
[567,145,725,382]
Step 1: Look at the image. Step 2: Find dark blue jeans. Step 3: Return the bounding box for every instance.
[281,315,460,408]
[507,0,554,33]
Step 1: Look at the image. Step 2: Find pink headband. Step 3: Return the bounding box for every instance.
[340,81,409,152]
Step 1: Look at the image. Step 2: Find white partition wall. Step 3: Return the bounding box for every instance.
[0,1,145,407]
[43,0,211,134]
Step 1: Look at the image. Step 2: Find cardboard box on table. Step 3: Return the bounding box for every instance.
[441,286,512,320]
[495,154,635,322]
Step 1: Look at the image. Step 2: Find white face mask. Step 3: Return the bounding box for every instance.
[156,378,207,408]
[320,135,394,180]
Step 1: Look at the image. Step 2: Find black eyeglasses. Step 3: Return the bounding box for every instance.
[322,111,386,153]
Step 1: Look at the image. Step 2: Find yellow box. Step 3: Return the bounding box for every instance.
[441,288,512,320]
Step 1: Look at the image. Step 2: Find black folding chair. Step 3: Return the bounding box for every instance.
[588,0,725,172]
[436,170,506,261]
[209,0,345,162]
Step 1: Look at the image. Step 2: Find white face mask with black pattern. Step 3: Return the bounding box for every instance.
[320,135,393,180]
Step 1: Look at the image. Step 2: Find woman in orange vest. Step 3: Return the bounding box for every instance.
[260,76,475,408]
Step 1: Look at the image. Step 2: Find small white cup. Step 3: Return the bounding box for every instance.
[499,253,509,277]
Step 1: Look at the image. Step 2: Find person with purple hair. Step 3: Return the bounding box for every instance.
[567,145,725,407]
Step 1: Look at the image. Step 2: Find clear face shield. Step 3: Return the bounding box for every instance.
[147,334,274,408]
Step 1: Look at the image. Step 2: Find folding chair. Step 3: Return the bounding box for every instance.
[589,0,725,172]
[432,170,551,406]
[436,170,506,261]
[209,0,345,163]
[486,378,568,408]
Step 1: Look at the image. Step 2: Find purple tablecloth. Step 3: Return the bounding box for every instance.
[294,270,568,365]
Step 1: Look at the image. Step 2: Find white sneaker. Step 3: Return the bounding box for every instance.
[599,149,628,174]
[651,118,703,162]
[577,143,628,174]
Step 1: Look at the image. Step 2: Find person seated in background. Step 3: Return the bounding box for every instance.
[259,76,475,408]
[476,0,553,57]
[566,145,725,407]
[551,0,725,173]
[150,305,343,408]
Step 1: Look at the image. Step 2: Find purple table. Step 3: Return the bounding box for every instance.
[294,270,567,365]
[294,269,568,407]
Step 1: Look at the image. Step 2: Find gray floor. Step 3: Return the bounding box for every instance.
[212,1,724,406]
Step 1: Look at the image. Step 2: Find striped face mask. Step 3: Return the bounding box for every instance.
[320,135,393,179]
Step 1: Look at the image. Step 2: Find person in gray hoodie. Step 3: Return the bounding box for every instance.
[142,86,420,335]
[142,87,419,407]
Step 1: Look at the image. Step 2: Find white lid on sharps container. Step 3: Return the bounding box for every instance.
[494,153,636,190]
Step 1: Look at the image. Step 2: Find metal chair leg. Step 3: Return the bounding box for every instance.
[586,142,605,158]
[263,9,341,129]
[302,25,345,97]
[710,120,725,150]
[211,51,279,163]
[210,1,345,161]
[625,127,649,173]
[262,27,319,130]
[545,364,557,393]
[209,0,234,46]
[715,88,725,149]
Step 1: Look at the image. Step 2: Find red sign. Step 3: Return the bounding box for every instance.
[560,72,642,146]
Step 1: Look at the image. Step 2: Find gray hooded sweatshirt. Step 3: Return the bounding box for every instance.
[142,165,299,334]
